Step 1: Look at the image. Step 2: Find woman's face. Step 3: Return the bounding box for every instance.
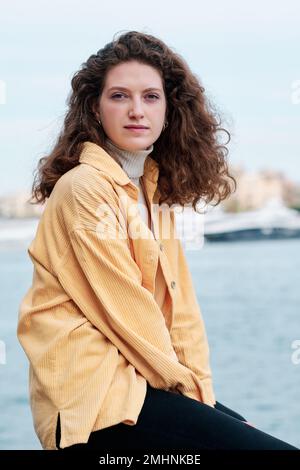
[95,60,167,151]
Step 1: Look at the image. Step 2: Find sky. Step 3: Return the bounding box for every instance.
[0,0,299,197]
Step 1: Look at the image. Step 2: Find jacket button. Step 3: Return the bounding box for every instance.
[171,281,176,289]
[159,243,164,251]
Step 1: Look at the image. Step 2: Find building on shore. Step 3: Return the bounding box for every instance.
[222,165,300,213]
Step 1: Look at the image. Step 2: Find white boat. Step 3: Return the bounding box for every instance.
[203,197,300,241]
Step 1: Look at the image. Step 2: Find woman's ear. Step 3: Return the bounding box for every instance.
[92,100,100,121]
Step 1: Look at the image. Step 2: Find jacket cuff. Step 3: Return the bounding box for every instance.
[200,378,216,407]
[182,378,216,407]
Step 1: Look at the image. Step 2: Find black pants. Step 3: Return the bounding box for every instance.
[56,384,298,450]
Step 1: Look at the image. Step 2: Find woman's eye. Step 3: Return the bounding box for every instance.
[111,93,125,99]
[111,93,159,100]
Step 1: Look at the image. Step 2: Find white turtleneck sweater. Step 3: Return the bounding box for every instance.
[104,137,168,315]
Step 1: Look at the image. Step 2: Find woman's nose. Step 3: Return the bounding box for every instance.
[129,99,144,119]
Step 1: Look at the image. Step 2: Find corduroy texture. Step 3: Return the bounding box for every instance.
[17,141,216,450]
[103,137,167,316]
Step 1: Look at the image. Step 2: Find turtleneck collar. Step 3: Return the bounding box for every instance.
[104,137,154,180]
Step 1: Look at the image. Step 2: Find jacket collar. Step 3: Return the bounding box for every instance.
[79,141,159,186]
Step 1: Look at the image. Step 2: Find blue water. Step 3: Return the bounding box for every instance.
[0,238,299,449]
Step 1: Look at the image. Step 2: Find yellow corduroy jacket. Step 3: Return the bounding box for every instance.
[17,141,216,450]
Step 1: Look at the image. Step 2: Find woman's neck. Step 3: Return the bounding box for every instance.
[104,137,154,179]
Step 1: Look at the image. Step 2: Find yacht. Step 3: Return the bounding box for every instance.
[203,197,300,242]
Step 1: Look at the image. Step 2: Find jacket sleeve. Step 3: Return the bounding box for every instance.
[169,216,216,405]
[55,179,214,402]
[63,226,180,377]
[54,173,215,403]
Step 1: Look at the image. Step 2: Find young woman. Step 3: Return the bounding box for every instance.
[17,31,298,451]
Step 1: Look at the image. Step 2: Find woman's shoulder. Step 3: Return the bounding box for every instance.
[44,162,120,231]
[52,162,118,204]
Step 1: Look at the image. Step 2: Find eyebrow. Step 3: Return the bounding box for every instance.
[107,86,163,93]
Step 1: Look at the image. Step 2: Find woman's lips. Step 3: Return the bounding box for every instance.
[124,127,149,132]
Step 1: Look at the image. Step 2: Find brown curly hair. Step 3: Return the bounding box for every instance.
[31,30,236,211]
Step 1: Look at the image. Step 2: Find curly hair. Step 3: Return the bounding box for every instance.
[31,30,236,212]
